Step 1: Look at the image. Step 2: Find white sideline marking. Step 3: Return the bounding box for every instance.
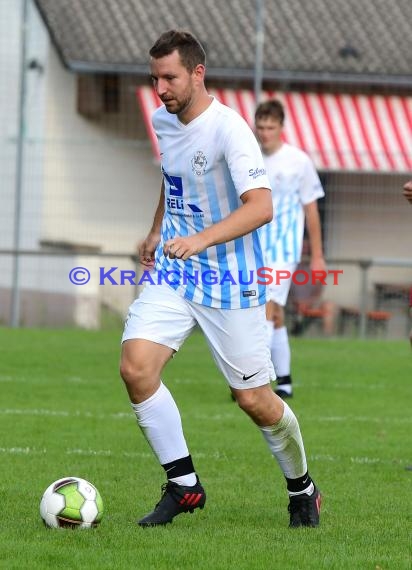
[0,408,131,420]
[66,376,84,383]
[315,415,411,424]
[173,378,198,384]
[307,382,386,390]
[0,446,407,467]
[0,375,13,382]
[1,408,410,425]
[0,447,47,455]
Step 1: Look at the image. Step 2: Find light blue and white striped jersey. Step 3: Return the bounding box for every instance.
[152,97,271,309]
[258,144,324,264]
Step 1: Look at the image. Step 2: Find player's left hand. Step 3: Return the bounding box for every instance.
[164,235,207,261]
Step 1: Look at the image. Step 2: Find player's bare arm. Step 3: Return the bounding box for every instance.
[139,183,165,267]
[304,200,326,273]
[164,187,272,260]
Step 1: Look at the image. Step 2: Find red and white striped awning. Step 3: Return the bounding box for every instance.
[137,86,412,172]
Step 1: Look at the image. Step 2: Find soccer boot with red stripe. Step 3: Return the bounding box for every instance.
[288,486,322,527]
[138,477,206,527]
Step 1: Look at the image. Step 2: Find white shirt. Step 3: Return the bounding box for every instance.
[152,97,271,309]
[259,143,324,264]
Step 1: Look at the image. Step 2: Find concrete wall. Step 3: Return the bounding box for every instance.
[319,172,412,337]
[324,172,412,306]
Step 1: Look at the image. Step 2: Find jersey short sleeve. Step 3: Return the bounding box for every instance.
[299,156,325,205]
[223,115,271,198]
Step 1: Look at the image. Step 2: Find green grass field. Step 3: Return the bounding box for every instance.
[1,328,411,570]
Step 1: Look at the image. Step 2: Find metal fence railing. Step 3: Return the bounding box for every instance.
[1,249,410,338]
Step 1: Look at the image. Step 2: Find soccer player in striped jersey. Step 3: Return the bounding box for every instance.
[120,30,321,528]
[255,100,326,398]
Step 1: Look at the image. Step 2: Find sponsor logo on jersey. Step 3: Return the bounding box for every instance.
[191,151,208,176]
[162,167,203,217]
[249,167,266,180]
[242,290,257,297]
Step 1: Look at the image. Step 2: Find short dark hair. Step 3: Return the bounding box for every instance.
[149,30,206,72]
[255,99,285,125]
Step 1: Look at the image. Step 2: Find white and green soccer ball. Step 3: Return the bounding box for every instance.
[40,477,104,529]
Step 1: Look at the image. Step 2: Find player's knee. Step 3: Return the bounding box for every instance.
[119,359,135,385]
[235,389,261,416]
[119,358,151,387]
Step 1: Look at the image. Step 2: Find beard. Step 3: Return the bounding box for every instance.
[162,90,193,116]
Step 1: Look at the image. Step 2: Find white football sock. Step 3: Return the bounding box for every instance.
[269,325,291,377]
[277,383,293,395]
[131,382,196,486]
[260,401,307,479]
[288,482,315,496]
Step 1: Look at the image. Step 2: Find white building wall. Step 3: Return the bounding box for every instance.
[40,50,161,317]
[0,1,161,324]
[325,172,412,307]
[41,51,160,253]
[322,172,412,337]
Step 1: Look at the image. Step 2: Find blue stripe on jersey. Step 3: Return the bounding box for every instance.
[292,202,300,261]
[157,216,172,273]
[265,223,274,261]
[185,212,207,303]
[158,217,180,291]
[234,237,249,308]
[159,194,193,292]
[262,221,272,263]
[202,174,224,307]
[216,242,231,309]
[222,168,260,309]
[184,173,214,303]
[252,231,267,305]
[285,195,294,262]
[223,168,247,308]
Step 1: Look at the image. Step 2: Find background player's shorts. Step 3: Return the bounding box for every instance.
[122,283,275,389]
[266,262,297,306]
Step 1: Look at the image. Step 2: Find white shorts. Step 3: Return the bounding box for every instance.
[122,283,275,389]
[266,262,297,306]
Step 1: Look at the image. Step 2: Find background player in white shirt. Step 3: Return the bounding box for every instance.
[255,100,326,398]
[120,31,321,528]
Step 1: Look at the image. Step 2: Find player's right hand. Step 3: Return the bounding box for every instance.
[138,233,160,267]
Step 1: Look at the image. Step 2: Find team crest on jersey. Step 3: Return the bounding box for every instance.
[191,151,208,176]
